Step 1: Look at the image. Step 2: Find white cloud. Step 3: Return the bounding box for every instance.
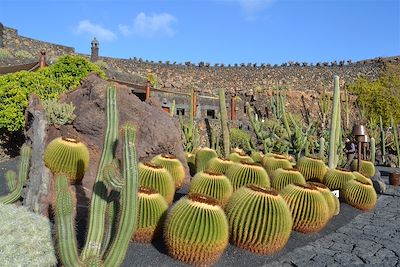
[119,12,177,38]
[75,20,116,41]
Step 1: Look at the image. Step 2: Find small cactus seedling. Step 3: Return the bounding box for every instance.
[351,160,375,178]
[296,155,327,182]
[225,184,293,255]
[138,162,175,204]
[340,179,377,211]
[205,157,235,175]
[323,168,355,190]
[44,137,90,183]
[151,154,185,190]
[228,152,254,163]
[195,147,218,173]
[262,154,293,177]
[189,170,233,206]
[271,168,306,191]
[133,187,168,243]
[164,193,229,266]
[280,183,330,233]
[225,162,270,191]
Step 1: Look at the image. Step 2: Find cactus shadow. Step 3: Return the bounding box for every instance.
[74,184,90,249]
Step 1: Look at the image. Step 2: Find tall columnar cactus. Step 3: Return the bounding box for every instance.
[271,168,306,191]
[138,162,175,204]
[228,151,254,163]
[351,159,375,178]
[328,75,341,168]
[189,171,233,206]
[102,160,123,192]
[308,182,340,218]
[170,99,176,117]
[323,168,355,190]
[195,147,218,173]
[164,193,229,266]
[5,170,17,193]
[281,183,330,233]
[225,185,293,255]
[296,156,327,182]
[262,154,293,177]
[205,157,235,175]
[151,154,185,190]
[225,162,270,191]
[380,116,386,164]
[44,137,90,183]
[0,144,31,204]
[133,186,168,243]
[219,88,230,158]
[391,116,400,167]
[340,179,377,211]
[319,137,325,160]
[318,87,331,132]
[370,137,376,164]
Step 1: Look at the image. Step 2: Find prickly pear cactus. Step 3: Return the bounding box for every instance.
[323,168,355,190]
[133,187,169,243]
[262,154,293,177]
[225,162,270,191]
[225,184,293,255]
[189,170,233,206]
[138,162,175,204]
[351,160,375,178]
[164,193,229,266]
[296,156,327,182]
[151,154,185,190]
[271,168,306,191]
[195,147,218,173]
[44,137,90,183]
[205,157,235,175]
[340,179,377,211]
[229,152,254,163]
[308,182,340,218]
[280,183,330,233]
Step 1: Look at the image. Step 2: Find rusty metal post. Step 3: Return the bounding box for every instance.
[39,50,46,69]
[145,80,150,100]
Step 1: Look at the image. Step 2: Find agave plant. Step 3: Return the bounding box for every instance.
[225,184,292,255]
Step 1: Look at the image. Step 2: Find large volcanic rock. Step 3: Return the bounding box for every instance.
[46,73,188,206]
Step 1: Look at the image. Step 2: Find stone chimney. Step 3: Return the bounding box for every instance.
[0,23,4,48]
[91,37,99,62]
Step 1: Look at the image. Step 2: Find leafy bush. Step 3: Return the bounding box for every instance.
[43,100,76,126]
[0,55,106,132]
[230,128,252,153]
[14,50,34,60]
[0,48,13,59]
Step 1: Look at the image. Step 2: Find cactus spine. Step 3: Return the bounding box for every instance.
[0,144,31,204]
[370,137,376,164]
[225,185,292,254]
[328,75,341,168]
[219,88,230,157]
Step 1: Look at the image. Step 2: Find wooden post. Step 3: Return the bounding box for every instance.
[145,80,150,101]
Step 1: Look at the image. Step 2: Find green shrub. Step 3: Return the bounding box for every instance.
[14,50,35,60]
[230,128,252,153]
[0,48,13,59]
[43,99,76,125]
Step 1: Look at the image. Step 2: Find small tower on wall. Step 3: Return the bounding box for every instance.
[91,37,99,62]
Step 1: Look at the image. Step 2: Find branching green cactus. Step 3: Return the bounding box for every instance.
[340,179,377,211]
[225,185,292,255]
[164,193,229,266]
[271,168,306,191]
[195,147,218,173]
[151,154,185,190]
[323,168,355,190]
[351,160,375,178]
[138,162,175,204]
[280,183,330,233]
[205,157,235,175]
[189,170,233,206]
[296,156,327,182]
[133,187,168,243]
[228,151,254,163]
[308,182,340,218]
[225,162,270,191]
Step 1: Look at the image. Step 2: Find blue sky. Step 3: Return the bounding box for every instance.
[1,0,399,64]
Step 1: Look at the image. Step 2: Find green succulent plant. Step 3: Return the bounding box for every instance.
[352,171,373,185]
[195,147,218,173]
[340,179,377,211]
[164,193,229,266]
[323,168,355,190]
[44,137,90,183]
[151,154,185,190]
[280,183,330,233]
[228,152,254,163]
[308,182,340,218]
[189,170,233,206]
[185,152,196,175]
[5,170,17,193]
[250,150,264,163]
[138,162,175,204]
[271,168,306,191]
[262,154,293,177]
[225,184,293,255]
[351,159,375,178]
[225,162,270,191]
[133,186,168,243]
[296,156,327,182]
[205,157,235,175]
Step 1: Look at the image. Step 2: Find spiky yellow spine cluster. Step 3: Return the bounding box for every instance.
[225,185,292,255]
[308,182,340,218]
[164,193,229,266]
[351,160,375,178]
[280,183,330,233]
[271,168,306,191]
[151,154,185,190]
[340,179,377,211]
[323,168,355,190]
[225,162,270,191]
[228,152,254,163]
[44,137,90,183]
[189,171,233,206]
[133,187,168,243]
[262,155,293,177]
[138,162,175,204]
[296,156,327,182]
[195,148,218,173]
